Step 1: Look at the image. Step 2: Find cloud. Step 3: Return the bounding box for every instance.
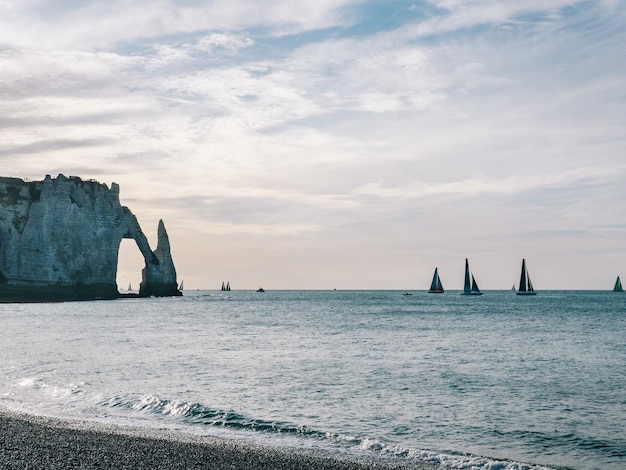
[0,0,360,50]
[408,0,589,37]
[1,1,625,288]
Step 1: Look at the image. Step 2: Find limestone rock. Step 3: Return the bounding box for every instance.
[0,174,181,301]
[139,220,181,297]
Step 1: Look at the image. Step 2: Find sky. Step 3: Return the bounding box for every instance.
[1,0,625,290]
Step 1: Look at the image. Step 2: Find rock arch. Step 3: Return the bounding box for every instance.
[0,174,181,301]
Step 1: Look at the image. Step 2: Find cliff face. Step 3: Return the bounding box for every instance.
[0,174,181,301]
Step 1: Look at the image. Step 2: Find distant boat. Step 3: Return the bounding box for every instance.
[461,258,483,296]
[516,259,536,296]
[403,292,412,296]
[220,281,231,291]
[614,276,624,292]
[257,287,265,292]
[428,267,444,293]
[127,283,132,291]
[178,280,184,291]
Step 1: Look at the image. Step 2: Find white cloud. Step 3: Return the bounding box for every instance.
[351,165,626,203]
[414,0,588,36]
[0,0,360,50]
[1,1,625,288]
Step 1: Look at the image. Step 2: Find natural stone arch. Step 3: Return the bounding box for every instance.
[0,174,181,301]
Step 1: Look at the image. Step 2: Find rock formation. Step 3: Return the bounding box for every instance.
[0,174,182,301]
[139,220,180,297]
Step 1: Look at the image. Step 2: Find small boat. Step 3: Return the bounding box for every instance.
[257,287,265,292]
[461,258,483,295]
[221,281,227,291]
[178,280,184,291]
[226,281,231,291]
[516,259,536,296]
[614,275,624,292]
[428,267,444,293]
[402,292,412,296]
[127,282,132,291]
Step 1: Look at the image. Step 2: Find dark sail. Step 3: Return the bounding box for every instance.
[463,258,471,293]
[429,268,444,293]
[516,259,536,295]
[226,281,231,291]
[461,258,483,295]
[519,259,528,292]
[614,276,624,292]
[471,275,481,294]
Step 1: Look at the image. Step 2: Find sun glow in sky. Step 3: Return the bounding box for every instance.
[1,1,625,290]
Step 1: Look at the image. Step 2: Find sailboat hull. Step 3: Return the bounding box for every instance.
[516,291,537,296]
[460,292,483,296]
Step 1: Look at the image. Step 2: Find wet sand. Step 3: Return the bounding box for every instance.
[0,409,437,469]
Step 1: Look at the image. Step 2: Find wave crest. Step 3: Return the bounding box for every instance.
[98,395,323,437]
[96,394,559,470]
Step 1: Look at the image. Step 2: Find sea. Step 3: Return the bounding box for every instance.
[1,290,624,470]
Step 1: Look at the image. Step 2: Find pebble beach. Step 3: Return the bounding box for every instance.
[0,409,436,470]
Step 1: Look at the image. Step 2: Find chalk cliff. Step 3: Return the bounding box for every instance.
[0,174,181,301]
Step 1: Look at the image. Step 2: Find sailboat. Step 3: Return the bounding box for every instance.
[428,267,444,293]
[178,280,184,291]
[226,281,231,291]
[221,281,226,291]
[614,276,623,292]
[516,259,536,295]
[127,282,132,292]
[461,258,483,295]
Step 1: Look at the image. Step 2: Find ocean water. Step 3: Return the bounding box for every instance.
[1,290,624,470]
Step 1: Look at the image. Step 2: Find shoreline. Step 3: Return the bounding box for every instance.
[0,409,437,470]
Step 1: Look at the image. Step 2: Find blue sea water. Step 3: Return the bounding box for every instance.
[1,290,624,469]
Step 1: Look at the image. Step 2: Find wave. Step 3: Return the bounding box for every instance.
[98,394,325,438]
[96,394,560,470]
[9,376,87,401]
